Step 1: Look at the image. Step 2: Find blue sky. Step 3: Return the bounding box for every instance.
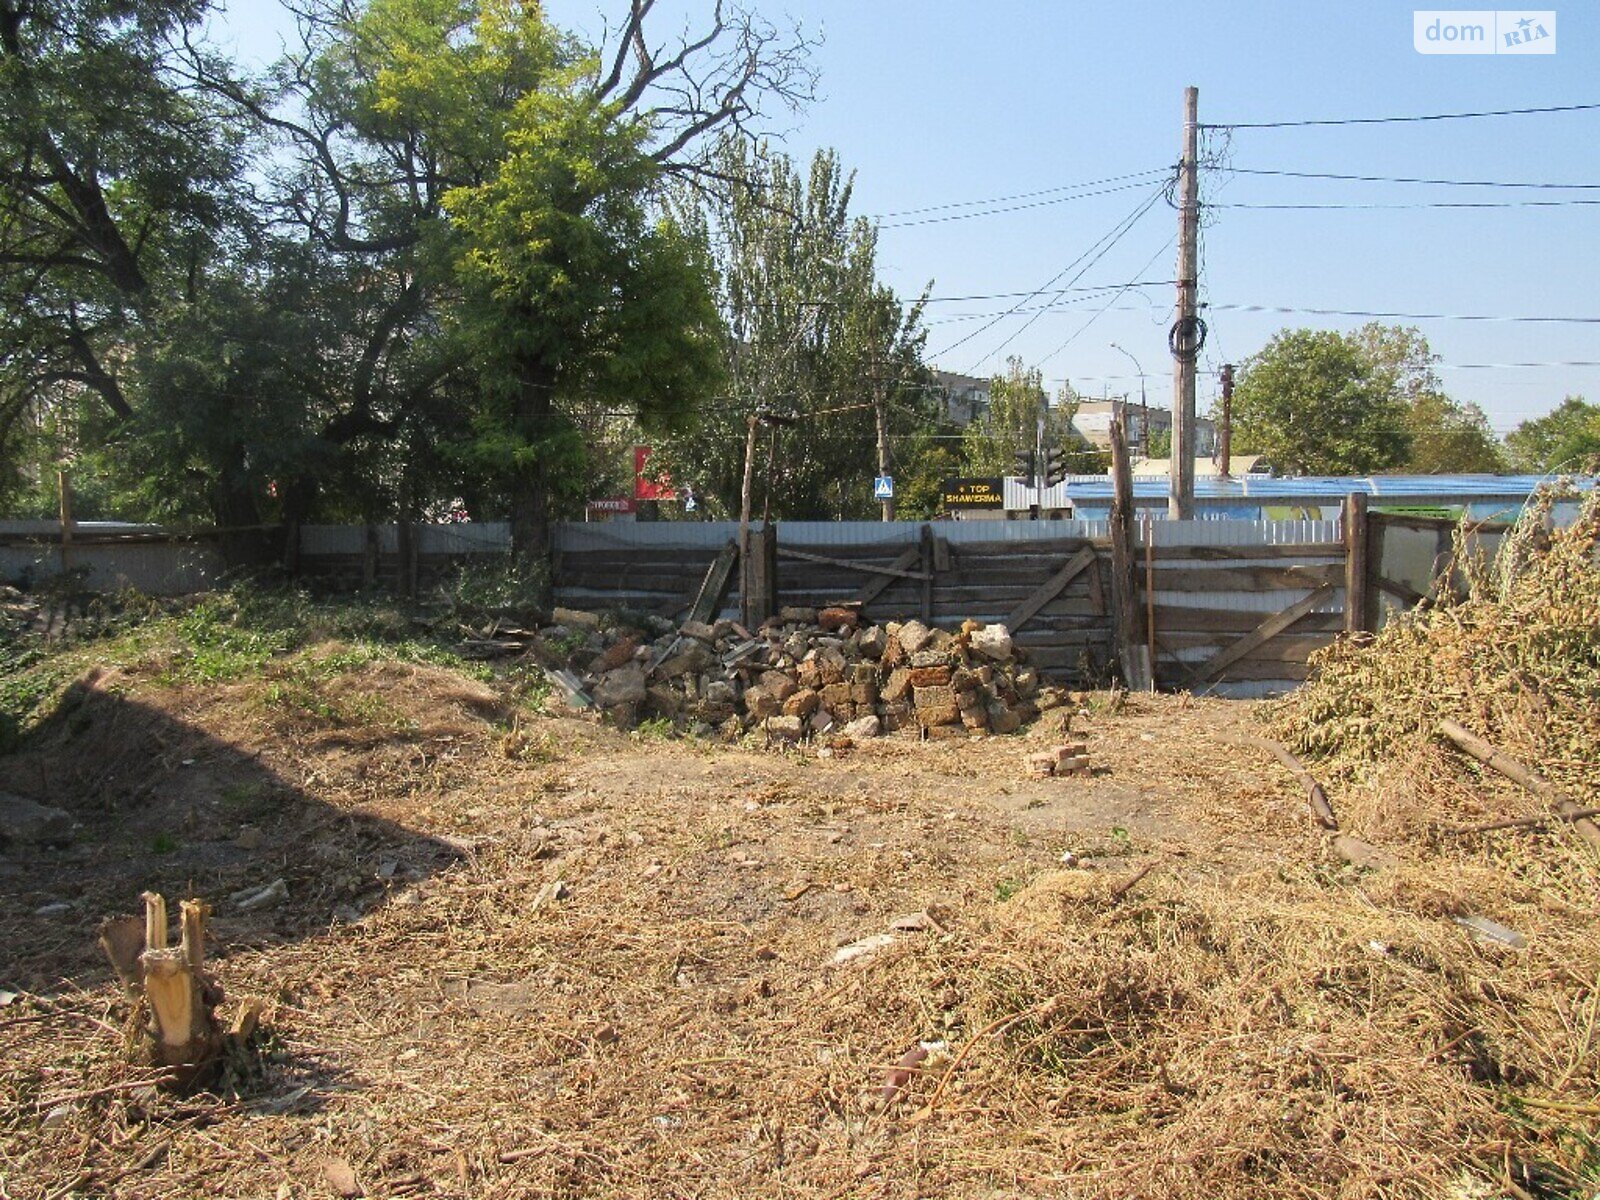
[218,0,1598,433]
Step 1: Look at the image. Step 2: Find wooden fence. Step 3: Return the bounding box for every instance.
[5,505,1500,695]
[548,518,1362,695]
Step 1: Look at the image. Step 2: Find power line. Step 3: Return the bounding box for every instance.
[929,178,1173,368]
[1036,235,1177,367]
[877,177,1170,229]
[1201,101,1600,130]
[737,279,1177,310]
[866,168,1171,220]
[1440,359,1600,370]
[1227,166,1600,190]
[1210,198,1600,211]
[1210,304,1600,325]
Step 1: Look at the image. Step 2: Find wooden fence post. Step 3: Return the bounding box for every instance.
[1344,492,1369,634]
[1143,516,1158,687]
[57,468,75,574]
[396,518,418,599]
[744,523,777,627]
[1108,415,1148,690]
[919,523,935,622]
[283,518,301,579]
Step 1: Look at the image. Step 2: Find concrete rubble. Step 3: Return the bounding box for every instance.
[529,603,1070,741]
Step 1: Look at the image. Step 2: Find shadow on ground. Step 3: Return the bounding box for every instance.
[0,678,466,993]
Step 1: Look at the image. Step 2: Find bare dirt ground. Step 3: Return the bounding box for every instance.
[1,657,1589,1198]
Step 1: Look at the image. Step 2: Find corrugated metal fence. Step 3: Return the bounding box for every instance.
[9,512,1503,697]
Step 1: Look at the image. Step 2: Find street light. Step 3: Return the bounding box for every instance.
[1109,343,1148,455]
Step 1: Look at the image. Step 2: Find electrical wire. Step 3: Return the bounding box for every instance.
[1210,198,1600,211]
[924,180,1172,361]
[1227,166,1600,190]
[1201,101,1600,130]
[866,168,1172,219]
[929,179,1173,369]
[877,177,1170,229]
[1209,304,1600,325]
[1439,359,1600,370]
[1035,235,1177,367]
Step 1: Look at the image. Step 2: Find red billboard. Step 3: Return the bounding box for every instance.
[633,446,678,501]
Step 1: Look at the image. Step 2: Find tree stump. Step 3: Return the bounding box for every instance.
[98,892,224,1088]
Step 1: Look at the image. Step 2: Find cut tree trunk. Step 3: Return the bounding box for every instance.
[98,892,224,1088]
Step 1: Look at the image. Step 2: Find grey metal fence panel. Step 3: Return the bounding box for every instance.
[0,542,225,595]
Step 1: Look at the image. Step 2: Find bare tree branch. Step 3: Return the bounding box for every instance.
[588,1,817,174]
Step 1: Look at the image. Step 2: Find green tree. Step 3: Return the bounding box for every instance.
[0,0,246,517]
[190,0,811,557]
[961,359,1080,477]
[893,422,963,520]
[1403,392,1504,474]
[1231,329,1410,475]
[655,140,931,520]
[1351,324,1503,473]
[1506,396,1600,472]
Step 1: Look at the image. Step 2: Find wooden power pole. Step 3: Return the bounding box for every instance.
[1169,85,1200,520]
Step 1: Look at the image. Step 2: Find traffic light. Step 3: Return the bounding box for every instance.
[1012,448,1035,479]
[1042,446,1070,488]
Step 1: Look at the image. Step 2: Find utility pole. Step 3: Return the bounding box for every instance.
[1169,84,1200,520]
[873,359,894,521]
[1218,363,1235,478]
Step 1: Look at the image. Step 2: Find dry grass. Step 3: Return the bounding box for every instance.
[1,609,1597,1197]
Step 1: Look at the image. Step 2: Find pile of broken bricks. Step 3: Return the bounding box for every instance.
[543,602,1072,742]
[1029,740,1092,778]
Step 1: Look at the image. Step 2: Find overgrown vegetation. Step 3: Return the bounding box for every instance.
[0,584,496,745]
[1274,485,1600,796]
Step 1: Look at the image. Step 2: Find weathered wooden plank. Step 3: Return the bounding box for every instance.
[1152,543,1345,562]
[1108,416,1147,691]
[931,596,1102,620]
[555,571,711,591]
[1344,493,1369,634]
[1003,545,1099,633]
[1146,563,1343,593]
[1374,575,1425,606]
[686,540,739,626]
[1154,632,1338,662]
[557,549,723,567]
[1086,556,1107,615]
[920,524,935,623]
[1152,606,1345,634]
[776,545,931,581]
[1166,660,1312,684]
[949,538,1103,558]
[553,590,680,613]
[1023,644,1112,672]
[1187,583,1336,686]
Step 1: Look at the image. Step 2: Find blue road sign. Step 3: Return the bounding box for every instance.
[873,475,894,500]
